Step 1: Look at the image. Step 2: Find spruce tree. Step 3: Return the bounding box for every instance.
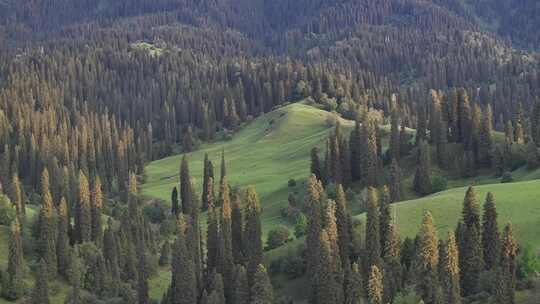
[231,193,244,264]
[9,173,25,219]
[417,211,442,304]
[77,170,92,243]
[180,155,194,215]
[31,259,50,304]
[383,224,402,303]
[171,229,197,304]
[460,186,483,296]
[499,223,518,304]
[379,186,392,258]
[91,176,103,244]
[233,265,249,304]
[305,175,324,302]
[482,192,499,271]
[244,186,263,284]
[366,187,381,269]
[335,184,351,268]
[208,272,226,304]
[478,105,494,166]
[220,149,226,185]
[344,263,364,304]
[364,121,379,187]
[57,197,70,277]
[219,177,234,303]
[311,147,323,181]
[368,265,383,304]
[137,241,149,304]
[317,229,339,304]
[4,218,25,300]
[250,264,274,304]
[389,159,403,202]
[206,203,220,274]
[202,154,214,211]
[171,187,179,216]
[413,140,432,195]
[390,100,401,161]
[441,232,461,304]
[38,168,57,278]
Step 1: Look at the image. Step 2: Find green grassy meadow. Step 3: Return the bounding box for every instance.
[143,103,352,233]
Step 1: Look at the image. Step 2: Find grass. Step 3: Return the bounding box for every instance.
[356,178,540,249]
[143,103,352,235]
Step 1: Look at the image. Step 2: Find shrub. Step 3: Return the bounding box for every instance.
[143,200,167,223]
[501,171,514,183]
[518,245,540,279]
[431,175,448,193]
[266,226,291,250]
[0,194,16,225]
[294,214,308,238]
[287,179,297,187]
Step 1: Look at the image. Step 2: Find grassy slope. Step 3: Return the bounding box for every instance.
[143,103,352,233]
[357,177,540,249]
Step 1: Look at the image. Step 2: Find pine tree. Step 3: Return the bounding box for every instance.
[231,193,244,264]
[366,187,381,269]
[350,120,363,181]
[460,186,483,296]
[9,173,25,219]
[499,223,518,304]
[383,224,402,303]
[77,170,92,243]
[4,218,25,300]
[368,265,383,304]
[208,272,226,304]
[457,89,472,144]
[335,185,351,268]
[233,265,249,304]
[317,229,339,304]
[180,155,194,215]
[67,249,83,304]
[482,192,499,271]
[244,186,263,283]
[206,203,220,274]
[250,264,274,304]
[311,147,323,181]
[38,169,57,278]
[31,259,50,304]
[183,125,194,152]
[364,121,379,187]
[305,175,324,302]
[171,187,179,215]
[413,140,432,195]
[478,105,494,166]
[202,154,214,211]
[379,186,392,258]
[417,211,442,304]
[441,232,461,304]
[91,176,103,244]
[344,263,364,304]
[390,99,401,161]
[416,104,428,146]
[389,159,403,202]
[219,176,234,303]
[220,149,226,185]
[171,229,197,304]
[57,197,70,277]
[137,241,149,304]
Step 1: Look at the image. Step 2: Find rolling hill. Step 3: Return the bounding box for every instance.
[143,103,353,233]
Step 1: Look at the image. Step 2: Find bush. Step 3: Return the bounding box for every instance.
[294,214,308,238]
[287,179,297,187]
[501,171,514,183]
[518,245,540,279]
[431,175,448,193]
[0,194,16,225]
[266,226,291,250]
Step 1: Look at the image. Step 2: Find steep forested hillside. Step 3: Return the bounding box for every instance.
[0,0,539,303]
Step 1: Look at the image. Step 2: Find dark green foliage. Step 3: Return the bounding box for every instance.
[389,159,403,202]
[250,265,274,304]
[171,187,179,216]
[482,192,500,271]
[4,219,25,300]
[335,185,352,268]
[57,198,71,278]
[38,169,57,278]
[233,265,249,304]
[202,153,214,211]
[266,225,290,250]
[413,140,432,195]
[366,187,381,270]
[171,229,197,304]
[31,259,50,304]
[231,193,244,264]
[244,186,264,283]
[159,241,171,266]
[311,147,323,181]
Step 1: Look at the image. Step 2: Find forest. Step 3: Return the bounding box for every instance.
[0,0,539,303]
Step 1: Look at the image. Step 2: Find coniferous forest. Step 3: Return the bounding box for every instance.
[0,0,540,303]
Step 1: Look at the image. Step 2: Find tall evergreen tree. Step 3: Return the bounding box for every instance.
[478,105,494,165]
[9,174,25,219]
[417,211,442,304]
[335,185,351,268]
[57,197,70,277]
[31,259,50,304]
[311,147,323,181]
[171,187,179,216]
[250,265,274,304]
[305,175,324,302]
[244,186,263,283]
[231,193,244,264]
[389,98,401,161]
[413,140,432,195]
[38,169,57,278]
[171,227,197,304]
[383,224,402,303]
[180,155,194,215]
[441,232,461,304]
[460,186,483,296]
[317,229,340,304]
[344,263,364,304]
[218,177,234,303]
[368,265,384,304]
[233,265,249,304]
[364,121,379,187]
[498,223,518,304]
[77,170,92,243]
[202,154,214,211]
[220,149,226,185]
[137,241,149,304]
[379,186,392,258]
[389,159,403,202]
[206,203,220,274]
[91,176,103,244]
[366,187,381,270]
[482,192,500,270]
[4,218,25,300]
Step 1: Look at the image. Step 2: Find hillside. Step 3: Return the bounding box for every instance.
[143,103,353,232]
